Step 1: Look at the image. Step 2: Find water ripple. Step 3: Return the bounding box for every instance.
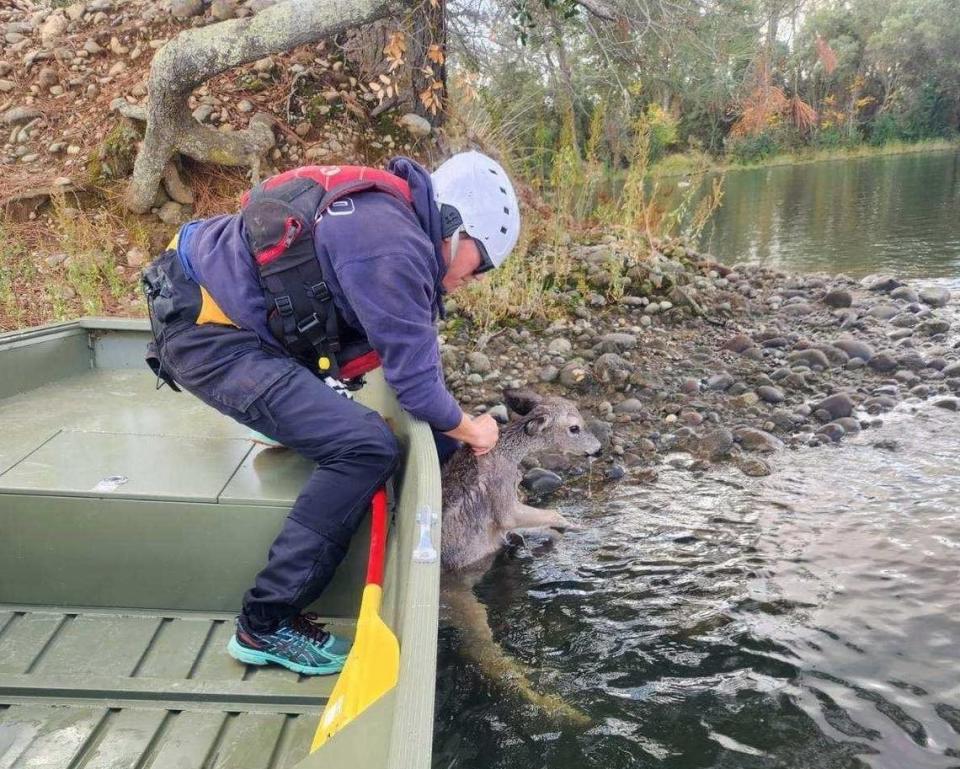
[435,405,960,769]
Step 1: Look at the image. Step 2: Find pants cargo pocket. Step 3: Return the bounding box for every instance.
[159,323,299,420]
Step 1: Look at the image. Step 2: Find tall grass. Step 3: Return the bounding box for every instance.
[450,104,725,333]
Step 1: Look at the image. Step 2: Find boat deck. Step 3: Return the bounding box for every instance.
[0,367,364,767]
[0,605,347,768]
[0,321,441,769]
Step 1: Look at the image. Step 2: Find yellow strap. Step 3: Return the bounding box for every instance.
[168,226,236,327]
[197,286,237,327]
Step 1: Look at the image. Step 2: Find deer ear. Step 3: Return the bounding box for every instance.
[504,389,543,416]
[523,413,549,436]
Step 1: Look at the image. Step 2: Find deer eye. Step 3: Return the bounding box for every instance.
[569,425,580,434]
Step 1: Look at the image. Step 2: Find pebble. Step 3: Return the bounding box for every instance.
[698,427,734,460]
[919,287,951,308]
[598,332,638,352]
[707,372,735,391]
[559,360,592,390]
[868,353,898,373]
[538,365,559,383]
[156,201,186,225]
[788,349,830,370]
[2,106,41,126]
[757,385,785,404]
[547,337,572,356]
[781,303,813,317]
[521,468,563,496]
[210,0,239,20]
[734,427,784,453]
[814,392,855,419]
[942,362,960,378]
[39,13,68,45]
[835,417,861,434]
[833,338,874,362]
[868,303,899,320]
[816,423,846,442]
[171,0,204,18]
[822,288,852,308]
[891,312,918,328]
[125,247,147,267]
[737,456,771,476]
[593,353,632,387]
[605,464,626,481]
[918,319,950,336]
[466,351,491,374]
[722,333,754,353]
[862,274,903,292]
[613,398,644,414]
[890,286,919,303]
[399,112,432,138]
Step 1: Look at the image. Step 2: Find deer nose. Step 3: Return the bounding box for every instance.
[588,446,603,458]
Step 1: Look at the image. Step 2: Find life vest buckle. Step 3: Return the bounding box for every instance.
[307,281,331,301]
[274,295,294,316]
[296,313,323,334]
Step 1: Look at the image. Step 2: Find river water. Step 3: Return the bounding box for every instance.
[699,149,960,278]
[433,150,960,769]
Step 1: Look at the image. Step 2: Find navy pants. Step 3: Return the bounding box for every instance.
[146,249,459,632]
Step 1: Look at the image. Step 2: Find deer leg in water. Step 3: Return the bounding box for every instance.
[511,503,581,532]
[440,577,591,727]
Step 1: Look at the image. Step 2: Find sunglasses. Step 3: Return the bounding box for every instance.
[451,228,495,276]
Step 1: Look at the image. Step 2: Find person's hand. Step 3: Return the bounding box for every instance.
[444,412,500,455]
[466,413,499,455]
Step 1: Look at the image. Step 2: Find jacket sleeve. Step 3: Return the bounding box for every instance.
[335,251,462,432]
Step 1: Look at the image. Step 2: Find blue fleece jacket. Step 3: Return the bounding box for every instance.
[179,158,462,432]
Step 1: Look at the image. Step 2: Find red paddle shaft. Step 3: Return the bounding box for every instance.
[365,487,388,587]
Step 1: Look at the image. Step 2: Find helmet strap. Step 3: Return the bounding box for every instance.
[449,227,462,265]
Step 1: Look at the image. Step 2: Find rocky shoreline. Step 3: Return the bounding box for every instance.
[438,239,958,495]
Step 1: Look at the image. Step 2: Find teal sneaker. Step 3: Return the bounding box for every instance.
[249,429,285,449]
[227,613,351,675]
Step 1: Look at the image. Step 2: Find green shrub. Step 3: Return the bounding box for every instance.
[726,133,780,164]
[643,104,679,163]
[867,114,901,146]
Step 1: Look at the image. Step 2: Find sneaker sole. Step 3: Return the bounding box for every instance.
[227,636,346,676]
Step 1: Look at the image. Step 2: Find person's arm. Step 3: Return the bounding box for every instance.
[337,251,474,433]
[444,412,499,455]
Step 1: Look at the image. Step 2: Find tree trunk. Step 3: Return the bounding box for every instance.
[125,0,403,213]
[550,10,578,146]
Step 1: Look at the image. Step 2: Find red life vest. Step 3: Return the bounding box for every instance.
[240,165,413,382]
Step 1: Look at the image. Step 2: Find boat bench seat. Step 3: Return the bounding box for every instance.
[0,368,370,616]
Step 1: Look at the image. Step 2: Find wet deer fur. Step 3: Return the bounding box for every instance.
[441,389,602,572]
[439,389,601,725]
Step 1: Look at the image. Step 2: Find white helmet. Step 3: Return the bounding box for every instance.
[431,150,521,270]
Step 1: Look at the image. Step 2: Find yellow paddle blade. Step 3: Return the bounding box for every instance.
[311,584,399,751]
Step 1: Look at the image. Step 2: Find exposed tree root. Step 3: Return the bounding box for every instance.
[123,0,401,213]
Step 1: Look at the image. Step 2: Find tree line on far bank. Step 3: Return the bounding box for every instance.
[448,0,959,177]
